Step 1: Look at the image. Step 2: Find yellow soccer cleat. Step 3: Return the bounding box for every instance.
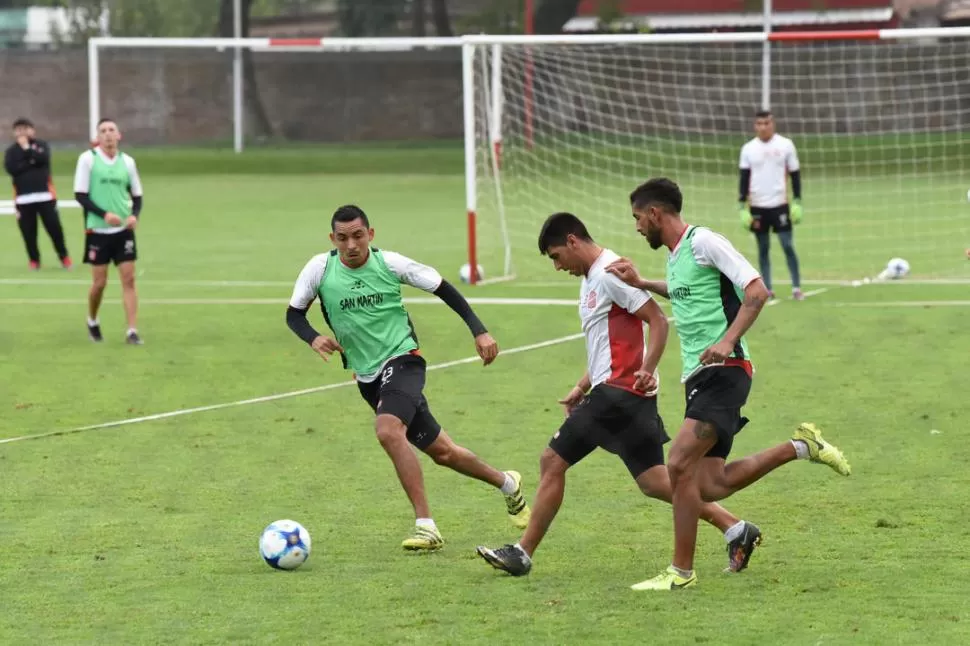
[401,525,444,552]
[631,566,697,591]
[793,423,851,476]
[504,470,531,529]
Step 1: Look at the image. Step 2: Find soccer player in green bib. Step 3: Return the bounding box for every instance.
[73,118,144,344]
[607,178,851,591]
[286,205,531,551]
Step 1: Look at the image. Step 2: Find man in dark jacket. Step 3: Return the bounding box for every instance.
[4,117,71,269]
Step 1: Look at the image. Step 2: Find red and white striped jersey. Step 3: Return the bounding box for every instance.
[579,248,656,396]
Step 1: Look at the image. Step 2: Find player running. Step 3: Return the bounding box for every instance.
[475,212,762,577]
[607,178,850,591]
[74,118,144,344]
[286,204,530,551]
[738,111,804,300]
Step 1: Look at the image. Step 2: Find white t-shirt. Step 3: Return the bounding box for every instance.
[289,249,443,382]
[73,147,143,234]
[671,227,762,293]
[579,248,657,396]
[289,250,443,310]
[739,134,799,209]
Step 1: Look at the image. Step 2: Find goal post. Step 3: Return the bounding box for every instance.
[467,27,970,285]
[86,30,970,285]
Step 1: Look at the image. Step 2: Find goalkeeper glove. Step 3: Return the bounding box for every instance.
[790,199,803,225]
[739,204,753,230]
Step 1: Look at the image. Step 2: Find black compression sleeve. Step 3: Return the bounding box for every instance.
[74,192,106,217]
[286,306,321,345]
[131,195,143,217]
[739,169,751,203]
[790,170,802,200]
[433,280,487,337]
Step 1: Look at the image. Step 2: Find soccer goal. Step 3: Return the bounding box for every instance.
[87,30,970,285]
[467,28,970,285]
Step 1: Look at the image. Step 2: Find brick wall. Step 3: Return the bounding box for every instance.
[2,41,968,145]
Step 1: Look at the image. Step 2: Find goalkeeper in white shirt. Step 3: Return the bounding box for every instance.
[738,111,804,301]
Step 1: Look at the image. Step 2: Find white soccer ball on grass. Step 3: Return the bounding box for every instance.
[259,519,311,570]
[459,263,485,284]
[878,257,910,281]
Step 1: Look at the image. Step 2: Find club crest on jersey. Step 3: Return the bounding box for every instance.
[585,289,597,310]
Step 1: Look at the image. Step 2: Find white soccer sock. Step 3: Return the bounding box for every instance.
[499,473,517,495]
[513,543,532,561]
[127,327,137,336]
[671,565,693,578]
[87,317,99,327]
[415,518,437,531]
[724,520,746,543]
[792,440,810,459]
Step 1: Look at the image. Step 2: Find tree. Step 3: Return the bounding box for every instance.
[336,0,407,37]
[217,0,274,139]
[430,0,453,36]
[411,0,427,36]
[532,0,581,34]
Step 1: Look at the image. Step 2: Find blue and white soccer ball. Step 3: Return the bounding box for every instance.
[259,519,311,570]
[459,263,485,284]
[883,257,910,280]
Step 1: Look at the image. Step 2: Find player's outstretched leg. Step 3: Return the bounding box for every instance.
[697,422,851,503]
[634,465,762,574]
[633,420,850,591]
[87,264,108,342]
[476,447,569,576]
[423,430,531,529]
[375,413,443,552]
[778,229,803,300]
[755,230,774,298]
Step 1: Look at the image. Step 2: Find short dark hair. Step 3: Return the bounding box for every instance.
[331,204,370,231]
[629,178,683,214]
[537,212,592,254]
[755,110,772,119]
[97,117,116,127]
[12,117,33,129]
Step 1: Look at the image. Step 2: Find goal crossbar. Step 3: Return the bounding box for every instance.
[88,26,970,284]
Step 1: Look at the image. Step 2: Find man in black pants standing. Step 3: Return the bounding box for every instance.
[4,117,71,270]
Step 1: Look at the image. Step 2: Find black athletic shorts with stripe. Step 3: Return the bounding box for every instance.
[684,365,753,460]
[549,384,668,478]
[357,353,441,450]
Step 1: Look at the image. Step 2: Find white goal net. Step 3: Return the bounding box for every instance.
[470,32,970,284]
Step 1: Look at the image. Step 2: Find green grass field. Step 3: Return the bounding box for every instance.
[1,146,969,645]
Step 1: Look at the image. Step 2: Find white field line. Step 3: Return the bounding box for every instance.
[2,277,969,288]
[0,332,588,445]
[824,300,970,307]
[509,279,970,288]
[0,282,837,446]
[0,297,579,306]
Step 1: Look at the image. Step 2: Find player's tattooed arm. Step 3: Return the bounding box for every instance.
[727,278,769,342]
[700,278,769,365]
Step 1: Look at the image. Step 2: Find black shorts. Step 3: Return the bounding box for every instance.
[750,205,792,233]
[84,229,137,266]
[357,353,441,450]
[549,384,669,478]
[684,366,752,460]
